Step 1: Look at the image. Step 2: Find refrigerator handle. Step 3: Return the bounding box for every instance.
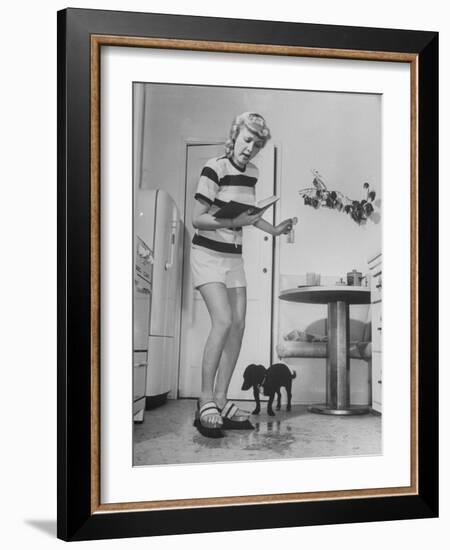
[165,220,178,270]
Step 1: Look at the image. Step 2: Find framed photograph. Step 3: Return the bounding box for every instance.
[57,8,438,541]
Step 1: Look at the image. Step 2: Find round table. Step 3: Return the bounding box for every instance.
[279,286,370,416]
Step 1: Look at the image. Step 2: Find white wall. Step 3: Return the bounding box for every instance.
[140,84,381,268]
[139,83,380,403]
[2,1,447,549]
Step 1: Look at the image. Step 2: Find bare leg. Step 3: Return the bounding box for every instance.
[197,282,233,428]
[214,286,248,418]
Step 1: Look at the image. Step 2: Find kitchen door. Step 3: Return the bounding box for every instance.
[178,143,275,399]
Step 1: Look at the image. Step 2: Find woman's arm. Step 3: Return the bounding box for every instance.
[192,200,234,230]
[253,217,294,236]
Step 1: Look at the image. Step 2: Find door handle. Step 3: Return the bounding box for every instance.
[165,220,177,270]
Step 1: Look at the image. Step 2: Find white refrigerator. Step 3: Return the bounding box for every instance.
[135,189,182,407]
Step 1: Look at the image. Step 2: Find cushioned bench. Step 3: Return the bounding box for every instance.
[276,340,372,361]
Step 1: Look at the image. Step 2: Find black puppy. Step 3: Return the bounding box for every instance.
[241,364,267,415]
[242,363,297,416]
[262,363,297,416]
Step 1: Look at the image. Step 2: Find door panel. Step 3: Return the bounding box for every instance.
[179,143,275,399]
[178,144,224,398]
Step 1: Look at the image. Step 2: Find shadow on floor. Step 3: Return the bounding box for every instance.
[25,519,56,537]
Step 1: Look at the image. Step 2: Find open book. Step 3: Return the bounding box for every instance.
[213,195,279,219]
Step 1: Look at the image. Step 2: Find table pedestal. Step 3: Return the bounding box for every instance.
[307,300,370,416]
[307,404,369,416]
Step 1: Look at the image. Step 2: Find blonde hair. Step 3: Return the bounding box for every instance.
[225,112,271,158]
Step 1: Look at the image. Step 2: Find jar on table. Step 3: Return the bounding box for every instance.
[347,269,363,286]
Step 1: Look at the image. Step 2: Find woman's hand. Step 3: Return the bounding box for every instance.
[231,209,264,228]
[275,218,295,236]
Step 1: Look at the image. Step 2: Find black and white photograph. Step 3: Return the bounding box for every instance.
[48,0,442,539]
[0,0,434,545]
[1,0,445,544]
[132,82,382,466]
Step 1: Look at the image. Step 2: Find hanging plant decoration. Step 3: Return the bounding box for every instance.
[299,170,378,225]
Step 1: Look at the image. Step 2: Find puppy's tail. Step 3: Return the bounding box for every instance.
[291,370,297,379]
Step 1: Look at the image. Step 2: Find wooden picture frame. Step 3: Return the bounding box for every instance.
[57,8,438,541]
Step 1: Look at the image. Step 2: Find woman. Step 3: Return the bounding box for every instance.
[191,112,294,437]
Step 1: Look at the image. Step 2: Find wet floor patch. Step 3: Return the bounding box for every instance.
[133,399,381,466]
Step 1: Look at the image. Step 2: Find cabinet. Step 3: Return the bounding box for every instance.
[133,351,148,422]
[368,252,382,413]
[133,237,153,423]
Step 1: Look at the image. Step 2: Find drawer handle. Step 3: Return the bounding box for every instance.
[377,380,382,384]
[134,363,147,368]
[135,280,151,294]
[137,287,150,295]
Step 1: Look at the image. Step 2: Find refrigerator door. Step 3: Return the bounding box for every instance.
[146,336,176,398]
[138,189,182,399]
[149,190,179,337]
[135,189,157,256]
[134,180,154,355]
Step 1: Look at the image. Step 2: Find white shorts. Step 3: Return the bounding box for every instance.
[190,245,247,289]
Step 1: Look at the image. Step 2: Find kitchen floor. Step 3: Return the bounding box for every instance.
[133,399,381,466]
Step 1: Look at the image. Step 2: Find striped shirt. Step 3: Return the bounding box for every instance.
[192,156,258,255]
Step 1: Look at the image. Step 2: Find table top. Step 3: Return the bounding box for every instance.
[279,285,371,305]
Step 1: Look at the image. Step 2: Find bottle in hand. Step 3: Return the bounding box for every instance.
[286,217,298,243]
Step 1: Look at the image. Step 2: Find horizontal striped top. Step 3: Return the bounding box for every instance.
[192,156,258,255]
